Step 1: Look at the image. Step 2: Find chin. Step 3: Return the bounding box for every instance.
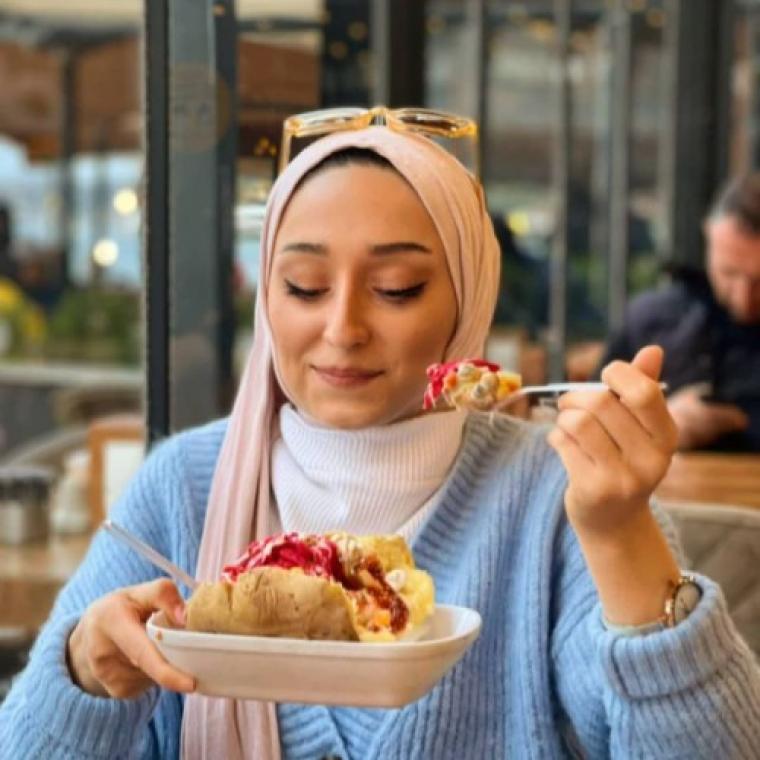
[306,399,415,430]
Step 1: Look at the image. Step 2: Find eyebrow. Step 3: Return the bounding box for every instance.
[279,241,432,256]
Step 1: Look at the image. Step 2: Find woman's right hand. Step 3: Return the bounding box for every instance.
[66,578,195,699]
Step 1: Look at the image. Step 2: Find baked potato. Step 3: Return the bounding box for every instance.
[186,531,435,642]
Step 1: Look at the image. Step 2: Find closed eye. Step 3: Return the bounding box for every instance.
[284,280,327,300]
[377,283,427,302]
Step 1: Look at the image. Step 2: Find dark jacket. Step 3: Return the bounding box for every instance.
[599,273,760,451]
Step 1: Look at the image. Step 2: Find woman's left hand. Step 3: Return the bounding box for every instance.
[547,345,679,538]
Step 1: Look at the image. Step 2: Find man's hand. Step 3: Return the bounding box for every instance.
[667,385,749,450]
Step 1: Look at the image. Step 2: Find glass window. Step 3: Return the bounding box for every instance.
[0,0,144,700]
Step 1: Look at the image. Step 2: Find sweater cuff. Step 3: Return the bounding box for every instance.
[591,573,750,700]
[24,611,160,757]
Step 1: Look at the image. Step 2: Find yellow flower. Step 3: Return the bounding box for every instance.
[0,278,23,313]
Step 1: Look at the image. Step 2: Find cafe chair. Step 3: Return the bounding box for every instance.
[662,501,760,659]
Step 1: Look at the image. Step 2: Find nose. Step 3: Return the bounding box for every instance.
[322,285,370,349]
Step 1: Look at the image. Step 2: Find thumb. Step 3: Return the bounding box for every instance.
[128,578,186,627]
[631,344,664,381]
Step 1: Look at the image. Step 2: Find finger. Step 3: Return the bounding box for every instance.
[559,390,666,463]
[600,360,677,448]
[630,344,664,381]
[560,389,675,488]
[128,578,187,627]
[109,616,195,693]
[554,408,620,465]
[547,426,595,480]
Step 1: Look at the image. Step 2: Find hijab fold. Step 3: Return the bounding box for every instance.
[180,126,501,759]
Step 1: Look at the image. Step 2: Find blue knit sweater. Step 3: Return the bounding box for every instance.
[2,413,759,759]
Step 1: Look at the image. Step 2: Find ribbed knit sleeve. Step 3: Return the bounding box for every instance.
[552,514,760,759]
[0,435,194,760]
[593,574,760,759]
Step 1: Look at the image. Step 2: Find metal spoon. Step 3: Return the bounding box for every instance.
[494,381,669,410]
[103,519,199,591]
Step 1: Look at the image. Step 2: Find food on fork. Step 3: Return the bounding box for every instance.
[423,358,522,411]
[186,532,435,642]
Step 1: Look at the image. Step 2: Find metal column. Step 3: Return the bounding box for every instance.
[144,0,170,445]
[466,0,488,180]
[370,0,425,106]
[168,0,236,432]
[59,50,76,289]
[748,8,760,167]
[607,1,632,333]
[144,0,237,442]
[214,0,238,415]
[659,0,734,270]
[548,0,572,382]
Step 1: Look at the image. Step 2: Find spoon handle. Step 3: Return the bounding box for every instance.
[517,381,669,397]
[103,520,199,591]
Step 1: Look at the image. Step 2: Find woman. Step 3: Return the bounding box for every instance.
[1,124,758,760]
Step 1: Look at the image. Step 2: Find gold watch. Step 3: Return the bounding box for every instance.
[663,574,702,627]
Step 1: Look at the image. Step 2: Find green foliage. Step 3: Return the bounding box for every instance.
[45,287,141,365]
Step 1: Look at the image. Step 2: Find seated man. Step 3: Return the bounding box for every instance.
[599,173,760,451]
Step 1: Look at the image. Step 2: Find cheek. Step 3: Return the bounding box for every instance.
[392,303,457,371]
[267,292,312,373]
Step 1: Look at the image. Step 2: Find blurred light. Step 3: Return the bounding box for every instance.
[348,21,367,42]
[113,188,138,216]
[329,41,348,60]
[254,136,275,158]
[528,19,555,44]
[645,8,666,27]
[628,0,647,13]
[92,239,119,267]
[507,211,531,237]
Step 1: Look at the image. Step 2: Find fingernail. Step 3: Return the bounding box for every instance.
[174,604,187,626]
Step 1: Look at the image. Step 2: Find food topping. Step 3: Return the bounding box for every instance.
[222,532,344,583]
[343,556,409,634]
[423,358,522,411]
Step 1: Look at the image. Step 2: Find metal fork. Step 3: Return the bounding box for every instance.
[103,519,199,591]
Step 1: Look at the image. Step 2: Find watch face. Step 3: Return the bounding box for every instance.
[673,580,702,623]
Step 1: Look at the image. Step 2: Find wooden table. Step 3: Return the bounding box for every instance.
[656,453,760,509]
[0,532,92,635]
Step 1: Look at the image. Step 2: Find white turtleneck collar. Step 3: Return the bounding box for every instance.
[271,403,467,540]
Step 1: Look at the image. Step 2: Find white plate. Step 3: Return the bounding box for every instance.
[147,604,481,708]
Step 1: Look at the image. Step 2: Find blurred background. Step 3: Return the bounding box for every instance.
[0,0,759,696]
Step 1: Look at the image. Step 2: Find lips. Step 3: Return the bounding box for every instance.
[313,365,383,387]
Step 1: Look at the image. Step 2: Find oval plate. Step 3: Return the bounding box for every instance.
[147,604,481,707]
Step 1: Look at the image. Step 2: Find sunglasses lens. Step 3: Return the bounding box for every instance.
[289,107,369,134]
[393,109,475,137]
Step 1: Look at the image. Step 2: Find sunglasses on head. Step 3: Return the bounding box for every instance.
[279,105,480,178]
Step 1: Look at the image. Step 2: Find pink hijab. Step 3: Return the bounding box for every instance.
[180,126,501,759]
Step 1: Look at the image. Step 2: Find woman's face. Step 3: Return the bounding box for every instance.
[268,162,458,428]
